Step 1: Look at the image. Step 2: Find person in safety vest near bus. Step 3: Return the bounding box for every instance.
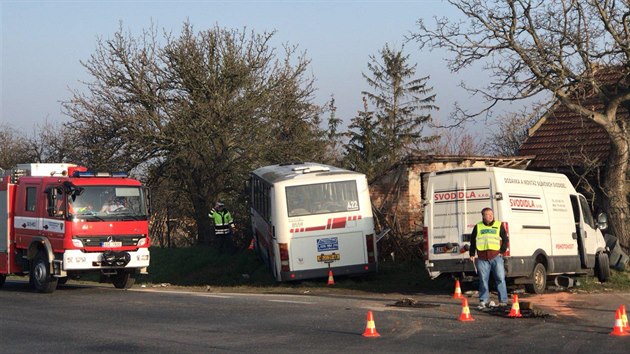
[469,207,509,309]
[209,201,236,253]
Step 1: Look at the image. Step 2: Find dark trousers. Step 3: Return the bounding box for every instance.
[217,232,235,254]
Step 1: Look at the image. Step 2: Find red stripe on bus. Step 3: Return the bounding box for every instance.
[331,217,347,229]
[289,214,362,234]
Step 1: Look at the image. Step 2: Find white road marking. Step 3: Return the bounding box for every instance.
[267,299,314,304]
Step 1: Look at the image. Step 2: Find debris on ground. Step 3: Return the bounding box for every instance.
[152,283,171,288]
[391,297,441,308]
[475,303,553,318]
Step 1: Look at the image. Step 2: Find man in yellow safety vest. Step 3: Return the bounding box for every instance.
[469,207,509,309]
[209,201,236,253]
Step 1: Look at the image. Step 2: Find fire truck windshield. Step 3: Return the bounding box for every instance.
[67,186,148,220]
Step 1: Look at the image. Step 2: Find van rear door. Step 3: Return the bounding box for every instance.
[427,170,495,264]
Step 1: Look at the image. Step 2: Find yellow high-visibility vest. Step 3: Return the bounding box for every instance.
[475,221,502,251]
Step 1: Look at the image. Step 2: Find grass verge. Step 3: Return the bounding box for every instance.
[135,246,630,295]
[140,246,453,294]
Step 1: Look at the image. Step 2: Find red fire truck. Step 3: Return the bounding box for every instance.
[0,163,150,293]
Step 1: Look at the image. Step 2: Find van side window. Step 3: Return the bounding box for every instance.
[578,196,595,229]
[26,187,37,212]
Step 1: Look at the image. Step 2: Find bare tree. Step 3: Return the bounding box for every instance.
[0,124,37,169]
[412,0,630,250]
[424,125,483,155]
[26,121,77,163]
[485,107,542,156]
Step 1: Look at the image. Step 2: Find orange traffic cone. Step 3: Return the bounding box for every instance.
[453,279,463,299]
[610,309,630,336]
[458,298,475,322]
[327,270,335,286]
[248,239,255,250]
[620,305,629,331]
[508,294,522,318]
[362,310,381,337]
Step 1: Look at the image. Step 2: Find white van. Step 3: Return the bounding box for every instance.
[423,167,610,293]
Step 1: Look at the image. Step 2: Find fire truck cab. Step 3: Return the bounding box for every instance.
[0,163,150,293]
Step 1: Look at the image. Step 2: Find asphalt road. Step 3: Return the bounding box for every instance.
[1,279,629,353]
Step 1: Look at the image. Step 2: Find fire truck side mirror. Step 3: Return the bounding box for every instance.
[144,187,152,215]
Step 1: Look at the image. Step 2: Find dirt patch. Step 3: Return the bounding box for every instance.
[521,292,579,317]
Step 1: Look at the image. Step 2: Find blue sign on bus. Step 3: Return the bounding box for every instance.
[317,237,339,252]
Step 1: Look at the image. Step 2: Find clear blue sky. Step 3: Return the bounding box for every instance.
[2,0,486,134]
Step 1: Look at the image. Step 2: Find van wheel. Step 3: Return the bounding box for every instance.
[112,270,136,289]
[525,263,547,294]
[30,251,58,293]
[595,252,611,282]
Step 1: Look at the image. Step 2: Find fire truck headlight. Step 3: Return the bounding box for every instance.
[72,238,84,248]
[137,237,147,246]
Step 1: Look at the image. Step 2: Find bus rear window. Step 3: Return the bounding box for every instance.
[286,180,359,217]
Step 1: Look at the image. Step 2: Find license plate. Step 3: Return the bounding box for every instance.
[101,241,122,248]
[317,253,340,262]
[434,245,458,254]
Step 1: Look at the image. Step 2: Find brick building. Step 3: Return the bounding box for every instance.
[369,154,533,238]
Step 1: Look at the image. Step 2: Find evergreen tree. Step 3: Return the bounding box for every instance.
[344,97,384,180]
[324,96,344,165]
[362,44,438,165]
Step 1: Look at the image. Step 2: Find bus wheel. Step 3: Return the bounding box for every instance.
[525,262,547,294]
[0,274,6,288]
[595,252,611,282]
[30,251,58,293]
[112,270,136,289]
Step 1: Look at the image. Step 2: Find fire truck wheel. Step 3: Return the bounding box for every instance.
[112,270,136,289]
[0,274,6,288]
[30,251,59,293]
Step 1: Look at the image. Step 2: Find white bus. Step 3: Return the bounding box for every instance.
[250,162,378,281]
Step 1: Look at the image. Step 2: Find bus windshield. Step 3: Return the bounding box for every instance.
[286,180,359,217]
[67,186,148,221]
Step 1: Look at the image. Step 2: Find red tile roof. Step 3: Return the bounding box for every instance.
[518,67,625,169]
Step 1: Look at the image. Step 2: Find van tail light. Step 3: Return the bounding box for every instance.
[366,234,375,263]
[502,222,510,257]
[423,226,429,260]
[279,243,290,272]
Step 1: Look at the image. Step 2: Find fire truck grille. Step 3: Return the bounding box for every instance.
[79,235,142,247]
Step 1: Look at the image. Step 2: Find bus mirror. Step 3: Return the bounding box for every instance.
[596,212,608,231]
